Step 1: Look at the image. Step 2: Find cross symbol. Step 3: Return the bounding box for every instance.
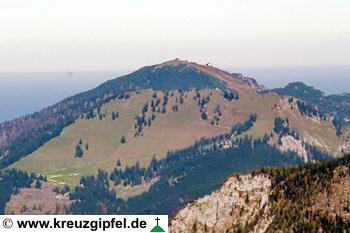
[155,217,160,226]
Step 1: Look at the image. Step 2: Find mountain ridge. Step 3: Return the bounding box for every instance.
[0,59,263,168]
[1,60,350,221]
[170,154,350,232]
[273,81,350,123]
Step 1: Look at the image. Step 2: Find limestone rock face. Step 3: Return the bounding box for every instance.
[170,174,272,233]
[279,135,309,162]
[338,129,350,155]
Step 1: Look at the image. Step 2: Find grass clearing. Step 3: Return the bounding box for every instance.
[10,89,343,190]
[11,89,248,186]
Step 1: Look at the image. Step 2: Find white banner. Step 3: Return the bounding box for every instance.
[0,215,168,233]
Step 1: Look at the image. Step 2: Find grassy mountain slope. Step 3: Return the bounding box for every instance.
[10,87,343,186]
[1,59,256,169]
[2,60,349,218]
[10,89,245,185]
[273,81,350,155]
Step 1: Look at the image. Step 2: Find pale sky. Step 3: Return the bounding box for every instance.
[1,0,350,72]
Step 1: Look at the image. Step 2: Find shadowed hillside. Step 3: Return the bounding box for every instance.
[171,154,350,232]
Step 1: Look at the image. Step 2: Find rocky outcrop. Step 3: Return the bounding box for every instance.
[279,135,309,163]
[232,73,267,94]
[170,154,350,232]
[170,174,272,233]
[338,130,350,155]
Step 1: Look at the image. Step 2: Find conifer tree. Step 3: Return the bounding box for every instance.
[35,179,42,189]
[201,111,208,120]
[120,136,126,144]
[116,159,122,167]
[112,112,117,120]
[75,145,84,158]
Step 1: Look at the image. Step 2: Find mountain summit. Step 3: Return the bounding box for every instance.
[150,59,266,93]
[0,59,265,168]
[1,60,349,219]
[96,59,266,96]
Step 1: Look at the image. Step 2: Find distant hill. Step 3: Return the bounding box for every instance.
[273,82,350,124]
[273,82,325,100]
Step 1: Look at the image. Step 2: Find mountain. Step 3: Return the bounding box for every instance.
[171,154,350,232]
[273,81,350,158]
[273,82,325,99]
[0,59,261,169]
[0,60,349,217]
[273,82,350,125]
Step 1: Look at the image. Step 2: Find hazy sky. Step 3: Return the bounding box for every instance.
[1,0,350,72]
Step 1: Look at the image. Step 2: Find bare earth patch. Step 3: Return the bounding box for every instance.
[5,182,71,215]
